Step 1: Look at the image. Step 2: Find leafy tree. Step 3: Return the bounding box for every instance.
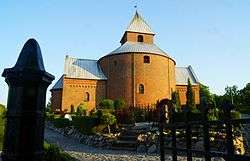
[224,85,239,105]
[186,78,196,111]
[239,83,250,105]
[76,103,88,116]
[99,99,114,109]
[100,112,116,134]
[171,91,181,112]
[114,99,126,110]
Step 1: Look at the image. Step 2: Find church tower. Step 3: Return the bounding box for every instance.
[99,11,176,107]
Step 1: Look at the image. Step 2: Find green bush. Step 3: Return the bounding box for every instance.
[101,112,116,134]
[76,103,88,116]
[44,142,76,161]
[114,99,126,110]
[133,109,145,122]
[46,112,55,121]
[53,118,71,128]
[72,116,99,134]
[99,99,114,109]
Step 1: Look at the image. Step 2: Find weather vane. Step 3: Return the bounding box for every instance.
[134,0,140,10]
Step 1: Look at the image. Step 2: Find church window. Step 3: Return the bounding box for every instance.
[144,56,150,63]
[137,35,144,42]
[84,92,90,102]
[114,60,117,66]
[139,84,144,94]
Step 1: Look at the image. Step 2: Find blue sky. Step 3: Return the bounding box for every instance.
[1,0,250,105]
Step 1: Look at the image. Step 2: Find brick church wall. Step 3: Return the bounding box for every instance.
[60,77,106,113]
[176,85,200,105]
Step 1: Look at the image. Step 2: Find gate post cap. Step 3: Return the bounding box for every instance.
[2,38,54,83]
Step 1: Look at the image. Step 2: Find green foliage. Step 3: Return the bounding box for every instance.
[99,99,114,109]
[46,112,55,121]
[76,103,87,116]
[224,85,239,105]
[101,112,116,134]
[133,108,146,122]
[171,91,181,112]
[114,99,126,110]
[72,116,99,134]
[0,104,6,118]
[44,143,76,161]
[53,118,71,128]
[186,78,196,111]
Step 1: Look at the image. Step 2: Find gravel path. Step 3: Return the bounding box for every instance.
[44,128,160,161]
[44,128,224,161]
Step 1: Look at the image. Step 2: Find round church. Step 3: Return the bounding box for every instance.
[51,11,200,113]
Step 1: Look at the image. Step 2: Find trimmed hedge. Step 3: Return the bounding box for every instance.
[53,118,71,128]
[72,116,99,134]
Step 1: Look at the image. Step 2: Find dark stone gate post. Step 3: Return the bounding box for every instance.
[1,39,54,161]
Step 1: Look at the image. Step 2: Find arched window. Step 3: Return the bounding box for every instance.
[144,56,150,63]
[84,92,90,102]
[139,84,144,94]
[137,35,144,42]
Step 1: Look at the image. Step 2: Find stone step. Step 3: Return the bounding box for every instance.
[118,135,137,141]
[112,140,137,149]
[110,146,136,151]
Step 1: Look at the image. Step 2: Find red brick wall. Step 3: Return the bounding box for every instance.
[60,77,106,113]
[99,53,176,107]
[176,85,200,105]
[121,31,154,44]
[51,89,62,112]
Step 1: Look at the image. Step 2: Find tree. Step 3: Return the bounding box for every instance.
[186,78,196,111]
[114,99,126,110]
[239,83,250,105]
[200,83,217,108]
[76,103,88,116]
[101,112,116,134]
[224,85,239,105]
[171,91,181,112]
[99,99,114,109]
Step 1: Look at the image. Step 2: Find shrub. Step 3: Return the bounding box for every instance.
[53,118,71,128]
[100,112,116,134]
[115,108,134,124]
[76,103,88,116]
[72,116,99,134]
[44,143,76,161]
[46,112,55,121]
[114,99,126,110]
[99,99,114,109]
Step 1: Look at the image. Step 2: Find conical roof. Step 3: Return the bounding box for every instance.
[126,11,154,34]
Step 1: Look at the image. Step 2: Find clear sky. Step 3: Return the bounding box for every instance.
[1,0,250,105]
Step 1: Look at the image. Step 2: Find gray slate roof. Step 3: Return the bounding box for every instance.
[51,57,199,90]
[126,11,154,34]
[51,75,63,90]
[64,56,107,80]
[175,66,199,85]
[108,41,170,57]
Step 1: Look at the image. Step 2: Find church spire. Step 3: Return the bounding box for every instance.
[126,11,154,35]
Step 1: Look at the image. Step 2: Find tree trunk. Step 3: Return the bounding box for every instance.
[107,125,110,134]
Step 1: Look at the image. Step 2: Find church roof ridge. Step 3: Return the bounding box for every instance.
[126,11,154,34]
